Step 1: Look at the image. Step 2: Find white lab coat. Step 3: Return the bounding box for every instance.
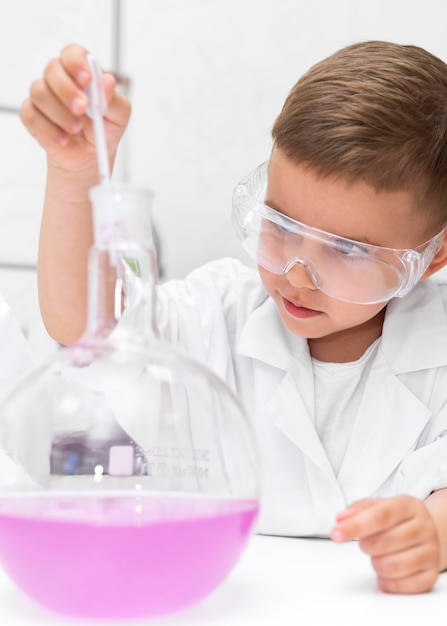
[157,258,447,537]
[0,295,37,489]
[0,292,33,403]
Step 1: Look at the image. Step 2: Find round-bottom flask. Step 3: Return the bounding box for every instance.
[0,185,259,620]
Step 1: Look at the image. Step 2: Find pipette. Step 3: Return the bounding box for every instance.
[85,54,110,185]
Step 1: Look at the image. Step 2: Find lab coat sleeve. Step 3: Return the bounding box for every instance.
[396,435,447,499]
[392,386,447,499]
[155,258,264,384]
[0,292,33,402]
[0,292,38,489]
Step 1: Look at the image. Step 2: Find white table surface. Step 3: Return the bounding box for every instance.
[0,534,446,625]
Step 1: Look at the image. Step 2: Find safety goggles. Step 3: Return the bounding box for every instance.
[232,161,445,304]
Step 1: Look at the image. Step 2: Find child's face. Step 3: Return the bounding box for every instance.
[259,149,435,360]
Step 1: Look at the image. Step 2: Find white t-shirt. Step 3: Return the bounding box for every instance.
[312,338,381,476]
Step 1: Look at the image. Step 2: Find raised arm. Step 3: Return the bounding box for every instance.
[21,44,131,345]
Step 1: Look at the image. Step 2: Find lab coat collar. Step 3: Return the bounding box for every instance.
[237,295,309,371]
[237,278,447,374]
[381,278,447,373]
[236,279,447,503]
[336,353,432,503]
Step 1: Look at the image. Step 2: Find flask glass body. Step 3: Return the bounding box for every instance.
[0,185,259,620]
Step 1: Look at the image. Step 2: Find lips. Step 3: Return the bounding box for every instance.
[282,297,322,319]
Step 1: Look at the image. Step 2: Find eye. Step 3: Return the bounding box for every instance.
[262,219,288,236]
[274,216,305,236]
[273,222,289,234]
[333,238,369,258]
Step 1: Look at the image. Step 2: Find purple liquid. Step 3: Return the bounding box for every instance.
[0,492,258,620]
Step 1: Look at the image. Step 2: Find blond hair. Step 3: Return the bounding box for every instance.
[272,41,447,227]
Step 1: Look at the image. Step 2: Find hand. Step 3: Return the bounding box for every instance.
[330,496,441,593]
[20,44,131,173]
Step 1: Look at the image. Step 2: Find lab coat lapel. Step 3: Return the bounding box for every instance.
[381,278,447,372]
[338,279,447,503]
[237,297,336,481]
[336,351,431,503]
[263,368,336,480]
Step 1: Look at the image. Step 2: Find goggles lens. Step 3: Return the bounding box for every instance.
[232,161,444,304]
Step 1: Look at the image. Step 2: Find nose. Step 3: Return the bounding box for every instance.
[284,258,319,290]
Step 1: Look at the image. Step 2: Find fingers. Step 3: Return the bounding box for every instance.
[44,54,88,118]
[331,496,414,542]
[377,567,439,594]
[371,541,438,578]
[331,496,441,594]
[29,76,83,133]
[359,518,418,556]
[21,43,131,156]
[332,497,377,524]
[20,97,70,149]
[374,542,439,594]
[20,44,90,148]
[102,73,131,129]
[59,43,91,87]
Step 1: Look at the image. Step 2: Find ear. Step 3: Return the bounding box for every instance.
[420,231,447,280]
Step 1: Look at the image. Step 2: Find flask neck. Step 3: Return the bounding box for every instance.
[85,243,159,342]
[85,184,158,343]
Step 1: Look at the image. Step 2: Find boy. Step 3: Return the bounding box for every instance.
[21,40,447,594]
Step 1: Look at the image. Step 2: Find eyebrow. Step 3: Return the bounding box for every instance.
[264,197,378,246]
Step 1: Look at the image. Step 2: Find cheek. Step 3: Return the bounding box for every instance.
[258,266,279,296]
[258,265,386,328]
[326,300,387,326]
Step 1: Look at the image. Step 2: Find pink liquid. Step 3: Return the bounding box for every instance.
[0,492,258,620]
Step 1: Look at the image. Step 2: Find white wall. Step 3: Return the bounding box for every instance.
[0,0,114,357]
[1,0,447,358]
[121,0,447,280]
[124,0,354,277]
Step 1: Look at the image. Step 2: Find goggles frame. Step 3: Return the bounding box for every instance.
[232,161,445,304]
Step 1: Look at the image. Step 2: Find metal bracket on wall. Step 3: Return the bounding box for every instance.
[0,106,20,115]
[0,262,36,272]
